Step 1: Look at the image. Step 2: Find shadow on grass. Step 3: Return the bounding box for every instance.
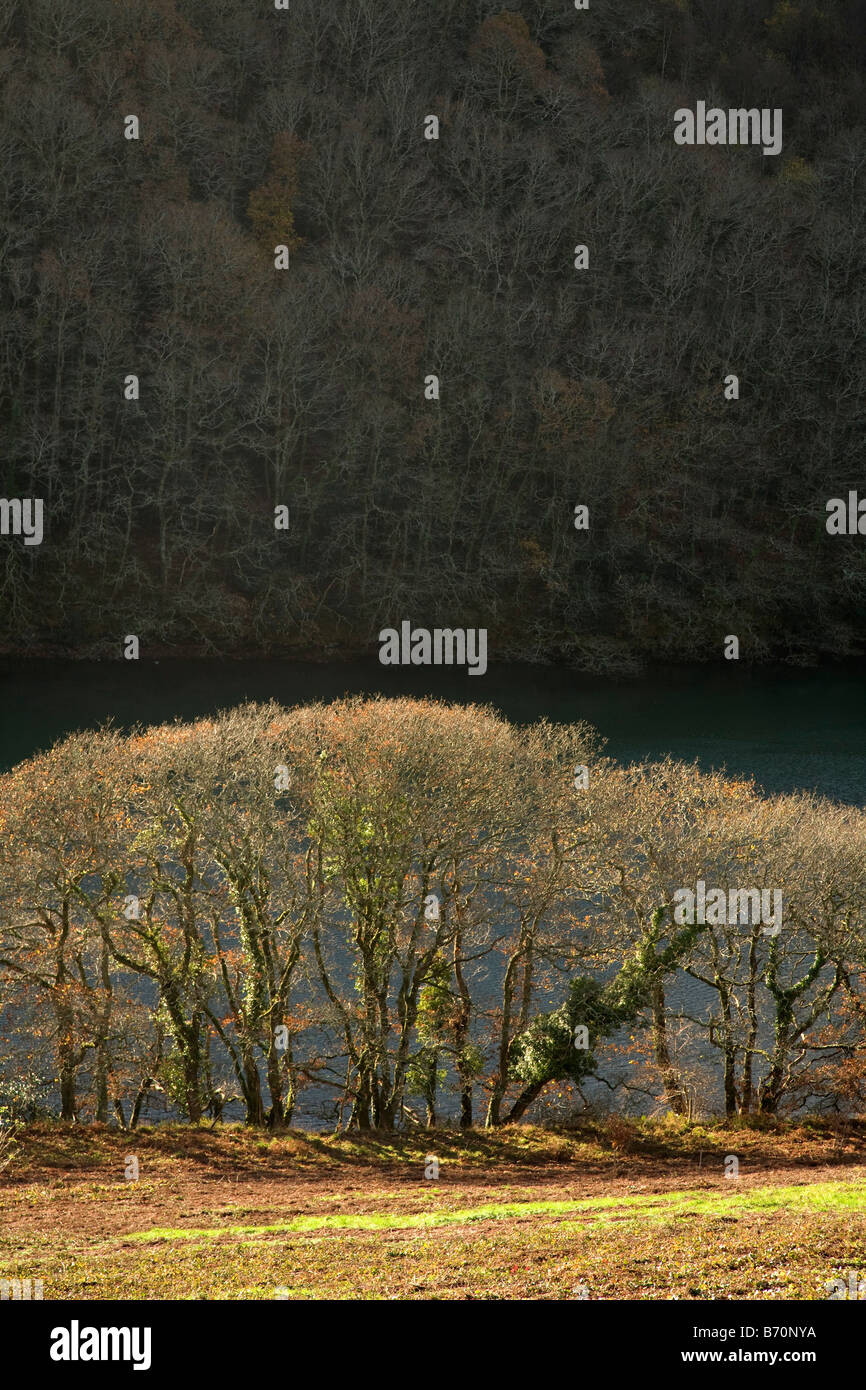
[5,1117,866,1186]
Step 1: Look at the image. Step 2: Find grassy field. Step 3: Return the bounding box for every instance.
[2,1118,865,1300]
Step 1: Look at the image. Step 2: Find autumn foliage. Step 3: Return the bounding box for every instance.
[247,132,305,257]
[0,699,864,1131]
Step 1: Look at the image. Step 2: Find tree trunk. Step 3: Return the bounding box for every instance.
[740,927,761,1113]
[453,931,473,1128]
[266,1042,289,1129]
[486,951,519,1128]
[717,983,738,1119]
[241,1045,265,1127]
[502,1079,546,1125]
[651,982,687,1116]
[59,1062,78,1122]
[130,1079,152,1130]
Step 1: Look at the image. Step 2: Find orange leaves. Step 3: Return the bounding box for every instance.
[532,370,615,451]
[469,12,551,94]
[247,132,305,257]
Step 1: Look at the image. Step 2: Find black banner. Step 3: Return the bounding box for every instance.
[2,1297,854,1379]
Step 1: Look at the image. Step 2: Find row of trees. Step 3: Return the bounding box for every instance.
[1,698,864,1129]
[0,0,864,669]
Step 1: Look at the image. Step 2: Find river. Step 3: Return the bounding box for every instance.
[2,658,865,803]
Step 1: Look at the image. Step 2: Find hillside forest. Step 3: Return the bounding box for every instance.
[0,0,864,669]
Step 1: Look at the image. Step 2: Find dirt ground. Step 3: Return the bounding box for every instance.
[2,1121,864,1299]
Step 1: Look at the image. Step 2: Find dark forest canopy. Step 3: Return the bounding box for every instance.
[0,0,864,670]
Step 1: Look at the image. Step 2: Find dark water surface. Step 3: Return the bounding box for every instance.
[2,657,865,803]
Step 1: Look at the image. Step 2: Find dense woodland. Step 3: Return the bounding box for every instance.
[0,0,864,669]
[1,698,864,1130]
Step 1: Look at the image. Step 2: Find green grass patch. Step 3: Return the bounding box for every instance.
[125,1179,866,1244]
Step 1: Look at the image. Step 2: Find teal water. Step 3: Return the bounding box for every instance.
[1,658,864,804]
